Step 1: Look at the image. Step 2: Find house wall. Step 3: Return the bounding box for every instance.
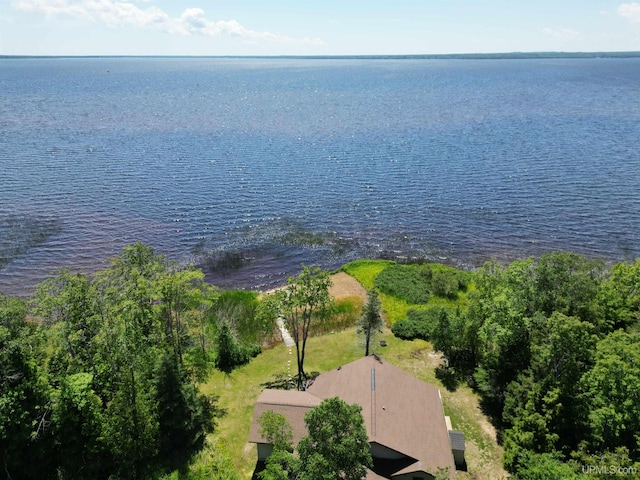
[370,441,407,460]
[453,449,465,470]
[391,472,435,480]
[257,443,273,461]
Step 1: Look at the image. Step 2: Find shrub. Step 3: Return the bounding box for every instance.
[214,323,260,373]
[391,307,455,341]
[391,319,428,340]
[374,263,471,304]
[375,264,432,304]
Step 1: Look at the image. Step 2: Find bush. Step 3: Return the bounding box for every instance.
[214,323,260,374]
[375,264,432,304]
[391,319,428,340]
[374,263,471,304]
[391,307,454,341]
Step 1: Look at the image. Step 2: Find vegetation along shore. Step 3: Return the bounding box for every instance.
[1,243,639,479]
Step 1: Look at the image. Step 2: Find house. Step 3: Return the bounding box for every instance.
[249,355,465,479]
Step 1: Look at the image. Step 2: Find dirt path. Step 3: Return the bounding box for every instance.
[328,271,368,301]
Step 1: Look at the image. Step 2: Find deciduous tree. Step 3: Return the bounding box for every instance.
[268,266,332,389]
[298,397,372,480]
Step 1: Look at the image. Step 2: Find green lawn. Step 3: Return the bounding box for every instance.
[200,326,505,479]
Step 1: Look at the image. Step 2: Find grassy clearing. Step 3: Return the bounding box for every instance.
[200,325,505,479]
[196,264,504,479]
[342,260,473,324]
[340,259,394,290]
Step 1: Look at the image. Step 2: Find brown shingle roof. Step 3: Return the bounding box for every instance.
[249,356,456,479]
[248,389,322,445]
[307,356,456,478]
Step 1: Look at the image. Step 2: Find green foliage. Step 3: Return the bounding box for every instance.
[507,449,587,480]
[374,263,432,303]
[214,322,260,374]
[256,412,297,480]
[298,397,373,480]
[259,448,298,480]
[381,251,640,475]
[255,398,371,480]
[597,258,640,330]
[154,353,215,467]
[266,265,333,389]
[391,306,451,341]
[533,252,603,325]
[3,243,223,479]
[213,289,273,345]
[374,263,470,304]
[581,330,640,454]
[0,294,54,479]
[258,411,294,453]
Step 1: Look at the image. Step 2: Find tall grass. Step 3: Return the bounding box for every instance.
[310,295,363,335]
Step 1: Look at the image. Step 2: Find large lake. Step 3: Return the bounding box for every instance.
[1,57,639,295]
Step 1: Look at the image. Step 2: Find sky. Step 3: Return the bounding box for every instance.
[1,1,640,56]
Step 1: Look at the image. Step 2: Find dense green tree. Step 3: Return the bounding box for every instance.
[259,410,294,453]
[357,289,383,356]
[381,253,640,476]
[156,266,217,366]
[298,397,372,480]
[214,322,245,374]
[267,266,332,389]
[19,243,220,479]
[469,259,536,410]
[258,411,297,480]
[508,449,586,480]
[0,294,54,479]
[533,252,603,325]
[581,330,640,458]
[154,353,215,468]
[597,259,640,330]
[502,313,597,455]
[51,372,106,478]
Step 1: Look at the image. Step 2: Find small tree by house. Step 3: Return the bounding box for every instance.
[357,289,384,356]
[258,411,296,480]
[298,397,373,480]
[268,266,332,389]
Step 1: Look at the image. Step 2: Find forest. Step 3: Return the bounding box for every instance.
[0,243,273,479]
[2,244,640,479]
[386,253,640,479]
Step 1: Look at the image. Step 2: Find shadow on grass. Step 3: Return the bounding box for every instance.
[260,371,321,391]
[251,460,266,480]
[435,366,459,392]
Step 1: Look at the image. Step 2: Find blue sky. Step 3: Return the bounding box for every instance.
[1,1,639,56]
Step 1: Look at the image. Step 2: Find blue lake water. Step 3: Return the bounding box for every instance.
[1,57,639,295]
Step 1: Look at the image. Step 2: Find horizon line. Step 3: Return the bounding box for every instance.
[2,51,640,60]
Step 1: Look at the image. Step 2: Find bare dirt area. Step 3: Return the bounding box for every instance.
[328,271,368,301]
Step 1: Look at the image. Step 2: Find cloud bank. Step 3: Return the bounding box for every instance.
[11,0,324,45]
[618,3,640,23]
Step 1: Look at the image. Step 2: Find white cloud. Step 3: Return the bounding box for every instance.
[541,27,580,40]
[11,0,324,45]
[618,3,640,23]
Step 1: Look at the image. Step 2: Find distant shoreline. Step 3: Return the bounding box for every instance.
[2,51,640,60]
